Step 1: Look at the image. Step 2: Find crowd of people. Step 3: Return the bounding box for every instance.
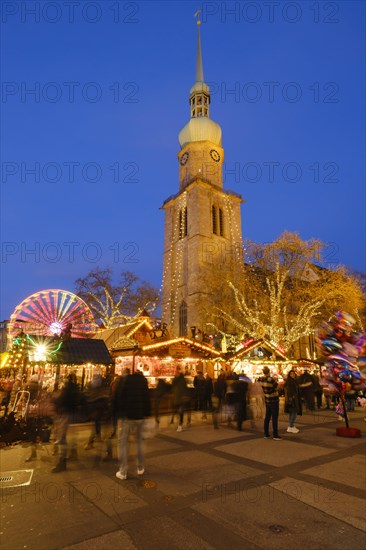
[0,364,364,478]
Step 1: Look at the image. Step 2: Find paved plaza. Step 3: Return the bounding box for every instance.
[1,407,365,550]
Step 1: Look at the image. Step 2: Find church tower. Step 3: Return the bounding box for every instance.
[161,18,244,338]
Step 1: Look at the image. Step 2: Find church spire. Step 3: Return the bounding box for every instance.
[190,11,210,119]
[195,15,204,82]
[178,12,222,148]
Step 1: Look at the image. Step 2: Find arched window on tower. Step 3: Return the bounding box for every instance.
[179,207,188,239]
[219,207,224,237]
[212,205,217,235]
[179,300,187,337]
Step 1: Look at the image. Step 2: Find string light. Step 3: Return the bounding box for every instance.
[161,191,188,332]
[142,337,221,356]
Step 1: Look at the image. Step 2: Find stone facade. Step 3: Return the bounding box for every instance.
[161,21,244,338]
[178,141,224,191]
[161,141,244,337]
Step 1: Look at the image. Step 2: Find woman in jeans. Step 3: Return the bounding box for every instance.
[284,370,302,433]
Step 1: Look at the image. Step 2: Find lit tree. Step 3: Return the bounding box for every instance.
[3,330,27,374]
[75,267,159,329]
[216,232,364,351]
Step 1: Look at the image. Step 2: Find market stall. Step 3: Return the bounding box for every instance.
[4,333,113,391]
[227,337,294,381]
[113,337,223,386]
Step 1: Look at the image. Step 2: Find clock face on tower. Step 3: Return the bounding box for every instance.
[180,152,189,166]
[210,149,221,162]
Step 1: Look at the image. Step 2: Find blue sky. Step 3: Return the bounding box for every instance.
[1,0,365,320]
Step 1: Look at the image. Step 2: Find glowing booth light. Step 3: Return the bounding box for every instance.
[34,344,47,362]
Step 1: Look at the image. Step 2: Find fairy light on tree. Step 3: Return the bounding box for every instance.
[3,330,28,374]
[216,232,365,352]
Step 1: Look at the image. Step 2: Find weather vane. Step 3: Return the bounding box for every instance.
[194,9,202,25]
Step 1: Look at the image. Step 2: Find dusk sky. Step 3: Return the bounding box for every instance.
[1,0,365,321]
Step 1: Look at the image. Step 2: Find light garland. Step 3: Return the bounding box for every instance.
[160,191,188,332]
[223,193,245,271]
[142,336,221,356]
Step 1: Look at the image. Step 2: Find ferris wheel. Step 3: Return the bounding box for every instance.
[8,289,97,342]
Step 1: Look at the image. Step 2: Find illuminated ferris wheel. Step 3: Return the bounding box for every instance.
[8,289,97,342]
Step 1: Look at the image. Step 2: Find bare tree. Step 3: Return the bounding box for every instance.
[75,267,159,329]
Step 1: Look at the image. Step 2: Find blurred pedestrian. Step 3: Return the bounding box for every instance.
[193,371,205,412]
[111,368,130,437]
[83,373,110,450]
[172,367,189,432]
[52,373,81,472]
[26,375,40,403]
[298,368,315,411]
[115,369,151,480]
[212,373,227,429]
[248,378,265,423]
[312,372,323,409]
[202,372,213,419]
[233,377,248,431]
[154,377,169,425]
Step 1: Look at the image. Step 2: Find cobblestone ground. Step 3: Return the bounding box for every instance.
[1,406,365,549]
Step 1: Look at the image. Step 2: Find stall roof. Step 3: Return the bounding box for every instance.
[94,317,154,350]
[228,338,288,361]
[140,337,222,358]
[27,336,113,365]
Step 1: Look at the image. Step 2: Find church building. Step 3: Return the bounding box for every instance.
[161,19,244,338]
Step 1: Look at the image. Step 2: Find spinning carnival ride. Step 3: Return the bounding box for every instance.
[8,289,97,344]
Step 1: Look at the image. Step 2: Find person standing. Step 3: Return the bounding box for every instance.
[52,373,81,472]
[154,377,169,425]
[233,377,248,431]
[312,372,323,410]
[283,370,302,433]
[212,373,227,429]
[193,371,205,412]
[83,373,110,450]
[298,368,315,411]
[259,366,282,440]
[115,369,151,480]
[172,367,188,432]
[110,368,130,437]
[202,372,213,419]
[248,378,265,425]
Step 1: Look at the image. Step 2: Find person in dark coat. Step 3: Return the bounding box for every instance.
[83,373,110,450]
[233,378,248,431]
[172,367,189,432]
[154,377,170,425]
[214,373,227,409]
[26,375,40,402]
[212,374,227,429]
[298,368,315,411]
[202,373,213,419]
[111,368,130,437]
[258,366,281,440]
[115,370,151,480]
[312,372,323,409]
[283,370,302,433]
[193,371,205,411]
[52,373,81,472]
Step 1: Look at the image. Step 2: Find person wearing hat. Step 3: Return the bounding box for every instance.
[258,366,282,440]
